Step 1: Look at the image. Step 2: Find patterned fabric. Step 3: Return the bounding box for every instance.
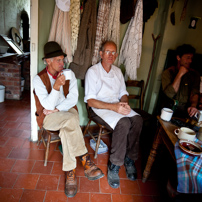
[107,0,121,65]
[69,0,97,79]
[118,0,143,80]
[70,0,80,55]
[48,5,73,62]
[92,0,111,65]
[175,138,202,193]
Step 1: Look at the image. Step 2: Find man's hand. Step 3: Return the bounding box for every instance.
[53,72,66,91]
[43,108,59,115]
[187,106,199,117]
[114,102,131,115]
[178,66,189,77]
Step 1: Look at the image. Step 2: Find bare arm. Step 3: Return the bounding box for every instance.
[43,108,59,115]
[120,94,128,103]
[172,66,188,92]
[87,96,130,115]
[187,94,199,117]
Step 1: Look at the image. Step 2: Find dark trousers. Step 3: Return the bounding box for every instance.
[109,115,143,166]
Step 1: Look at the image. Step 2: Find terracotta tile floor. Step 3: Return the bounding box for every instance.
[0,90,175,202]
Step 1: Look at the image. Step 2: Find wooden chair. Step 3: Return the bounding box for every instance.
[125,80,144,110]
[38,127,61,166]
[83,105,113,159]
[125,80,157,165]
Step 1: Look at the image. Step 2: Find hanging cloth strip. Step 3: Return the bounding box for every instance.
[92,0,111,66]
[69,0,80,55]
[69,0,97,79]
[118,0,143,80]
[48,3,73,63]
[107,0,121,66]
[180,0,189,22]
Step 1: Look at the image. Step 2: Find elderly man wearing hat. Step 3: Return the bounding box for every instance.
[33,41,104,198]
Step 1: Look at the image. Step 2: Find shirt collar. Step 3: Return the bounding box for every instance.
[46,66,58,79]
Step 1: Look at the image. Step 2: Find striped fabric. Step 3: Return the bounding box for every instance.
[92,0,111,65]
[48,5,73,63]
[175,139,202,193]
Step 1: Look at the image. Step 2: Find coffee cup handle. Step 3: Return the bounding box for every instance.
[174,129,179,136]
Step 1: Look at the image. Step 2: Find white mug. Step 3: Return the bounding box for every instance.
[198,110,202,122]
[174,127,196,141]
[160,108,173,121]
[62,69,72,80]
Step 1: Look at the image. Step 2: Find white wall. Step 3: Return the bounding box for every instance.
[0,0,30,36]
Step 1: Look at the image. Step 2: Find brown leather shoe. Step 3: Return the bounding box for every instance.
[65,169,77,198]
[80,154,104,180]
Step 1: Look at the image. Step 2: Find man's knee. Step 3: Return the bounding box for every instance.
[116,117,131,129]
[134,115,143,126]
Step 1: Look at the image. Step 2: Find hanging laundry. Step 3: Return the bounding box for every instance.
[107,0,121,65]
[48,0,73,63]
[118,0,143,80]
[92,0,111,66]
[69,0,97,79]
[69,0,80,55]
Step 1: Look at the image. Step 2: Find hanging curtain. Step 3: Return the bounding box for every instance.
[48,1,73,63]
[118,0,143,80]
[92,0,111,65]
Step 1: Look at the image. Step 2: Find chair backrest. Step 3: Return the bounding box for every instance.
[125,80,144,110]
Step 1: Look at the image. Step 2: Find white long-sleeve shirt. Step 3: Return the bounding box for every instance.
[33,69,78,111]
[84,62,138,129]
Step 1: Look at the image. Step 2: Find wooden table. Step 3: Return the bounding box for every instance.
[142,116,178,183]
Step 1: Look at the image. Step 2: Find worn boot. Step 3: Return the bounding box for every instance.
[124,156,137,181]
[80,153,104,180]
[107,161,120,188]
[65,169,77,198]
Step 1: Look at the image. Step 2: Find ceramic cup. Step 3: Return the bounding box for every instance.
[197,127,202,142]
[174,127,196,141]
[160,108,173,121]
[198,110,202,122]
[62,69,72,80]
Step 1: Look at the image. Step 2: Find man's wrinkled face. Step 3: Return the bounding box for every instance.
[100,42,118,66]
[47,55,65,73]
[177,53,193,69]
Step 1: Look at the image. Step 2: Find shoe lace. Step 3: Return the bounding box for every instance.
[85,155,94,167]
[67,170,75,181]
[111,164,120,173]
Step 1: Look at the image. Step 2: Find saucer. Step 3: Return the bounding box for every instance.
[179,140,202,156]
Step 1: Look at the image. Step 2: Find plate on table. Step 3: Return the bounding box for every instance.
[179,140,202,156]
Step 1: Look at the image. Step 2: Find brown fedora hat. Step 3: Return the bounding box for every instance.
[42,41,67,60]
